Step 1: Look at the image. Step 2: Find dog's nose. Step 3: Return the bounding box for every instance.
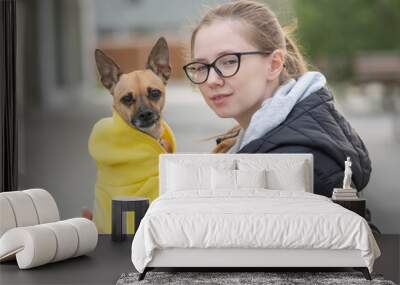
[137,110,154,122]
[133,109,160,128]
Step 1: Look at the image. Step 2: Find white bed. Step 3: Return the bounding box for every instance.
[131,154,380,280]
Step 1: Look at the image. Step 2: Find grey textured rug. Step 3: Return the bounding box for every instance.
[116,271,396,285]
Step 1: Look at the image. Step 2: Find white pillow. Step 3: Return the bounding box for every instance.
[211,168,268,190]
[167,162,211,191]
[238,159,308,192]
[211,168,236,190]
[267,162,307,191]
[166,160,236,192]
[236,169,267,189]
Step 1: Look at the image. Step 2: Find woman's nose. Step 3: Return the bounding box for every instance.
[206,67,224,87]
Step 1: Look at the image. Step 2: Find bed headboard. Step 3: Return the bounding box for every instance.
[159,153,313,195]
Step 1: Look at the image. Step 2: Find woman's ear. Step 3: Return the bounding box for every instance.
[266,49,285,81]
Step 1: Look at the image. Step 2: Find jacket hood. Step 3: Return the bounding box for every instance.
[229,71,327,153]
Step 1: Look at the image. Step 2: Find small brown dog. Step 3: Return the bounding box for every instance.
[86,37,176,233]
[94,37,173,152]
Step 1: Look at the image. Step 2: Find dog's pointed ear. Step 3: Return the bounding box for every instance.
[146,37,171,84]
[95,49,122,92]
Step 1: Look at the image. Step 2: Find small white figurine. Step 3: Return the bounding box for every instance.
[342,157,353,189]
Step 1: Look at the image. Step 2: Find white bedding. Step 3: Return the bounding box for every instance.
[131,190,380,273]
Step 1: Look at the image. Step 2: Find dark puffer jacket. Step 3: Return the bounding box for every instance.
[236,87,371,197]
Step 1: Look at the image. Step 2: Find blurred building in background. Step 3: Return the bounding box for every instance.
[16,0,295,108]
[17,0,96,108]
[93,0,294,80]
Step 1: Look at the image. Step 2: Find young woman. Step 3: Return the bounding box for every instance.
[182,0,371,197]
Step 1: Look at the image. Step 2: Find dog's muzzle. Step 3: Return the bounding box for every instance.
[132,109,160,129]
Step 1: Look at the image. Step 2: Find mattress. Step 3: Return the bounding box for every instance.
[131,190,380,273]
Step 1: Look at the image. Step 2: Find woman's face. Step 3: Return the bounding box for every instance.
[193,19,274,126]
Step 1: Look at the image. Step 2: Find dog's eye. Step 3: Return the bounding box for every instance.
[121,93,135,105]
[147,88,161,100]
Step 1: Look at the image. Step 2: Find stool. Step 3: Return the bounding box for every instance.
[111,197,149,242]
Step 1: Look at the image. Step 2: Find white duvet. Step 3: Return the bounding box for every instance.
[131,190,380,273]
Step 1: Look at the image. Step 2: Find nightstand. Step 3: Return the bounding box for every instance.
[111,196,149,242]
[332,198,366,218]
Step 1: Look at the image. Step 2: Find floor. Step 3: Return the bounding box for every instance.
[0,234,398,285]
[0,235,133,285]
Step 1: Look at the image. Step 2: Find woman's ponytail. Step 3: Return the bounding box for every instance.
[279,22,308,83]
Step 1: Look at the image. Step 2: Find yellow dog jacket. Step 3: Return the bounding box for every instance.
[88,111,176,234]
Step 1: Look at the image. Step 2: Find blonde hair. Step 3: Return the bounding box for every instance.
[191,1,310,150]
[190,0,308,85]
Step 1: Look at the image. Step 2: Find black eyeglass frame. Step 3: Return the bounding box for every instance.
[182,51,272,84]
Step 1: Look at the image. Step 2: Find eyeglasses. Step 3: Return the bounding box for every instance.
[182,51,272,84]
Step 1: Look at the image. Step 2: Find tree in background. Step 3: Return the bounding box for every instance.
[294,0,400,81]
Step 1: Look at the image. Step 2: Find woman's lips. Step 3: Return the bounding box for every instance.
[211,94,232,105]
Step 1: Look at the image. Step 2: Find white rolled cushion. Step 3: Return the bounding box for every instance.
[0,191,39,227]
[0,226,57,269]
[23,189,60,223]
[0,195,17,237]
[236,169,267,189]
[0,189,60,238]
[42,221,79,262]
[0,218,97,269]
[211,168,237,190]
[63,218,98,257]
